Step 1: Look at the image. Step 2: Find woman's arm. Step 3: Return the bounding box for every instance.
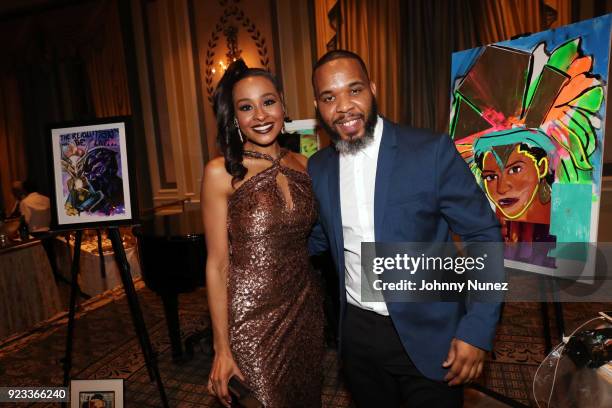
[201,158,243,407]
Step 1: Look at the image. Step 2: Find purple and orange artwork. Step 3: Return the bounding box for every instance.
[450,15,611,272]
[51,121,134,228]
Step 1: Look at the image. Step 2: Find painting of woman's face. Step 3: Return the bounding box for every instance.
[481,144,548,220]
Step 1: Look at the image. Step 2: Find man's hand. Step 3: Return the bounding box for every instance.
[442,338,486,386]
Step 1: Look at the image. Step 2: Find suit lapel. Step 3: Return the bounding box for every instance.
[327,150,344,269]
[374,119,398,241]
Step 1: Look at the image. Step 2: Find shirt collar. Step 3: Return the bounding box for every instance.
[361,116,383,159]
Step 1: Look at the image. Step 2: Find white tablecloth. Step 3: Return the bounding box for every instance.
[55,237,141,297]
[0,242,62,340]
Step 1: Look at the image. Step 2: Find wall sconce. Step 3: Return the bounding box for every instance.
[205,5,270,104]
[211,25,241,75]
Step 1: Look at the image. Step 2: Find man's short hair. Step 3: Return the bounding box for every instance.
[312,50,370,88]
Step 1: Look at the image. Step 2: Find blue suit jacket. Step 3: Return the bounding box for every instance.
[307,118,503,380]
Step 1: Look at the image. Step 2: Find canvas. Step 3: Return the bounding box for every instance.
[449,15,612,275]
[284,119,319,158]
[50,118,136,230]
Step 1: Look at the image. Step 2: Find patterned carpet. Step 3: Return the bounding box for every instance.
[0,280,608,407]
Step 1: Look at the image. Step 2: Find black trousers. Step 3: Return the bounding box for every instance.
[341,304,463,408]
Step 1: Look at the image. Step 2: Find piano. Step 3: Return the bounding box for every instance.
[133,209,210,362]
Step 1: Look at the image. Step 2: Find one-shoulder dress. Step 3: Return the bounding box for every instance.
[226,149,324,407]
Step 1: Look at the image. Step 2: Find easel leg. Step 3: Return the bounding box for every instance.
[108,227,169,408]
[97,229,106,278]
[538,276,554,354]
[540,302,552,354]
[62,230,83,407]
[552,292,565,341]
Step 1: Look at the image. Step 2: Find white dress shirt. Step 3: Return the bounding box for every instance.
[19,192,51,233]
[339,116,388,315]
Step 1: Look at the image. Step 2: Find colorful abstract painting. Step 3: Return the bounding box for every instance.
[51,120,134,228]
[285,119,319,158]
[450,15,611,274]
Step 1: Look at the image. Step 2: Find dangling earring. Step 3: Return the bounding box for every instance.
[233,117,244,143]
[538,179,551,204]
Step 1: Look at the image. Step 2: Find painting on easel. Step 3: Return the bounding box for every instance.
[450,15,612,275]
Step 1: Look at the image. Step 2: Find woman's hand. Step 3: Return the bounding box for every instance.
[207,351,245,407]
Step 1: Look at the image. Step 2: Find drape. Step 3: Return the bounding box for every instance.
[0,75,27,215]
[0,0,131,212]
[338,0,402,122]
[84,2,131,117]
[472,0,543,45]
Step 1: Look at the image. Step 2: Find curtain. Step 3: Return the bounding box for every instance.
[0,75,27,214]
[0,0,131,211]
[399,0,475,131]
[472,0,543,45]
[84,2,131,117]
[398,0,550,133]
[338,0,402,122]
[314,0,340,58]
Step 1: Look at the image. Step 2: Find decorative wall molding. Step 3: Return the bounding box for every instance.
[204,4,271,104]
[132,0,204,206]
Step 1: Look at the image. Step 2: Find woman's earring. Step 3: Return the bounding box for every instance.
[233,117,244,143]
[538,178,551,204]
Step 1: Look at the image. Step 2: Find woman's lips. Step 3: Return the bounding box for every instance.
[498,197,519,208]
[251,123,274,134]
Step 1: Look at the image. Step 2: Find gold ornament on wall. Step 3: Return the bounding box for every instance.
[205,3,271,104]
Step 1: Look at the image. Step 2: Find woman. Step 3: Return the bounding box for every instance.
[473,128,555,225]
[201,60,324,407]
[473,128,557,265]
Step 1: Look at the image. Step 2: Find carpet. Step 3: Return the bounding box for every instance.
[0,281,608,407]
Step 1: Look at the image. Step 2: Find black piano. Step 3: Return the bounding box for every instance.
[133,209,210,362]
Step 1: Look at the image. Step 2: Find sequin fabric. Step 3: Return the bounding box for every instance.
[227,149,324,407]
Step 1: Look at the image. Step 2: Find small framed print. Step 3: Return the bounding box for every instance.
[48,117,138,231]
[70,379,123,408]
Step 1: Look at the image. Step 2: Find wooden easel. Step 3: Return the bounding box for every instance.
[61,227,168,408]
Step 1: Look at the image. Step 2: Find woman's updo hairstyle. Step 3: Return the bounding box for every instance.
[213,59,283,185]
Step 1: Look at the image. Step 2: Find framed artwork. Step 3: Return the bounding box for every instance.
[70,379,123,408]
[449,15,612,276]
[284,119,319,158]
[49,117,138,230]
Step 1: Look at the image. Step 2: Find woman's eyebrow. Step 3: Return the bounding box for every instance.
[505,160,526,168]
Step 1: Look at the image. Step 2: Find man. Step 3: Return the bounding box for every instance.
[8,181,26,218]
[13,180,51,233]
[308,50,503,407]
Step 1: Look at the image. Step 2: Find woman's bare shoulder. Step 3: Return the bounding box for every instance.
[203,157,232,193]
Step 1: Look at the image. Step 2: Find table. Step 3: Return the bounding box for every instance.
[0,240,63,341]
[55,235,141,297]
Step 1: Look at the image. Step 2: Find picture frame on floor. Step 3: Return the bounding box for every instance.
[70,379,123,408]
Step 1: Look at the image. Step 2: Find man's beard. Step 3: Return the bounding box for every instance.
[316,99,378,155]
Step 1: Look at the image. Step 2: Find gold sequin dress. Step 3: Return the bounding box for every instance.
[227,149,324,407]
